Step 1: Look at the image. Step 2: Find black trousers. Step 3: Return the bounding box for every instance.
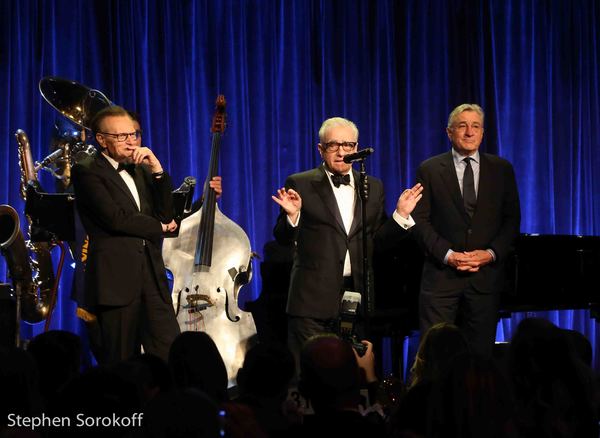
[419,284,499,359]
[287,276,360,376]
[95,250,180,364]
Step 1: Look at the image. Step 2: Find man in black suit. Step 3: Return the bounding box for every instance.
[72,106,179,364]
[412,103,520,358]
[272,117,422,365]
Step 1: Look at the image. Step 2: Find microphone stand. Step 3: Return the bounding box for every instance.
[356,158,372,337]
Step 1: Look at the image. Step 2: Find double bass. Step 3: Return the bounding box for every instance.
[162,96,257,386]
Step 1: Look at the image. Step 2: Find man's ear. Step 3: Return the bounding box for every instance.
[317,143,324,158]
[95,133,106,149]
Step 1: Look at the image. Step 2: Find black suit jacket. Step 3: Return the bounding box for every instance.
[274,165,408,319]
[72,153,174,308]
[412,151,520,293]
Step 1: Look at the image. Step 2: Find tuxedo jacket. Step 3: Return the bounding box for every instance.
[274,165,408,319]
[72,153,174,308]
[412,151,520,293]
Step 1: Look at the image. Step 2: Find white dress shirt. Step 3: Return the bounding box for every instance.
[102,153,141,211]
[289,166,416,277]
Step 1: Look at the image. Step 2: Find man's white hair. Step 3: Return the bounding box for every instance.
[447,104,485,128]
[318,117,359,143]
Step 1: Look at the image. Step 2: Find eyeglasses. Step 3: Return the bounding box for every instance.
[323,141,357,152]
[98,130,142,142]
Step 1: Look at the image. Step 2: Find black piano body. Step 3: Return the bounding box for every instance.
[255,234,600,343]
[373,233,600,321]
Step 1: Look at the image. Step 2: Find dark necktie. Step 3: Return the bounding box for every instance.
[331,173,350,188]
[462,157,477,217]
[117,162,136,176]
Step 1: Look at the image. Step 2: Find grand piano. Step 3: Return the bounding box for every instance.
[255,234,600,345]
[372,234,600,324]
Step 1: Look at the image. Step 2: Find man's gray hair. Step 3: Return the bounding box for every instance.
[447,104,485,128]
[318,117,359,143]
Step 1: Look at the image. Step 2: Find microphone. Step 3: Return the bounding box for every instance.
[343,147,374,163]
[34,148,64,171]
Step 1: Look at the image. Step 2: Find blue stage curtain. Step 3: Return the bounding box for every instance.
[1,1,599,368]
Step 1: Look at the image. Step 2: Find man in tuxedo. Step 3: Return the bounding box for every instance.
[272,117,423,365]
[412,103,520,358]
[72,105,179,363]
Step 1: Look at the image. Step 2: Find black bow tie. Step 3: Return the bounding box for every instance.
[331,173,351,188]
[117,162,135,176]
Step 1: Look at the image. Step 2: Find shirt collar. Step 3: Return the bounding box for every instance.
[451,148,480,166]
[102,152,120,170]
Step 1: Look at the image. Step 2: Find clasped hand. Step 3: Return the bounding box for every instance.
[448,250,493,272]
[162,220,177,233]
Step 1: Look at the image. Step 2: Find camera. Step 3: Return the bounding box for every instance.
[338,291,367,357]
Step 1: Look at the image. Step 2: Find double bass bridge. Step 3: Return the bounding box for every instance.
[176,285,216,315]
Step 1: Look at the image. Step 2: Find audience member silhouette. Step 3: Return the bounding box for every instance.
[0,346,42,436]
[390,322,470,437]
[235,342,298,437]
[168,331,228,404]
[3,318,598,438]
[508,317,599,438]
[112,353,173,407]
[27,330,81,405]
[221,401,269,438]
[297,334,385,438]
[142,388,221,438]
[408,322,470,389]
[51,366,140,438]
[426,354,517,438]
[562,328,593,367]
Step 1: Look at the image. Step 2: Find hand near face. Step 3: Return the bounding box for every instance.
[131,147,162,173]
[272,188,302,223]
[396,183,423,218]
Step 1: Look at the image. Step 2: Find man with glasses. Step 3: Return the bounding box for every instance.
[412,103,520,358]
[72,105,180,363]
[272,117,423,368]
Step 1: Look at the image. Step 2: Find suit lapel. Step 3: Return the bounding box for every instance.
[473,153,492,221]
[96,154,140,210]
[439,151,471,223]
[312,166,347,235]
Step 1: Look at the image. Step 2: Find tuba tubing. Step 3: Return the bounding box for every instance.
[6,127,57,324]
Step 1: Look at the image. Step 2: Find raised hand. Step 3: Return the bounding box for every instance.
[272,187,302,223]
[396,183,423,218]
